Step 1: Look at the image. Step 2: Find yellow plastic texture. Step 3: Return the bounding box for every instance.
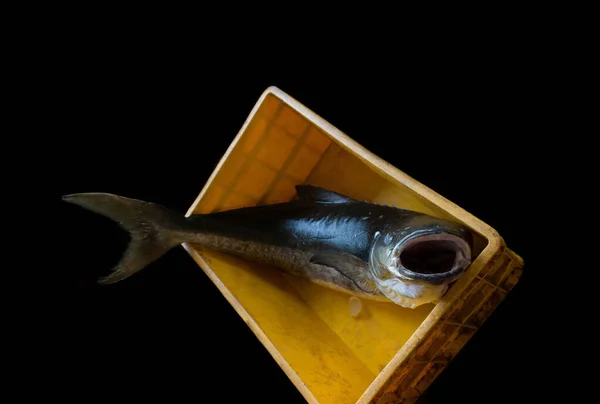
[183,87,523,404]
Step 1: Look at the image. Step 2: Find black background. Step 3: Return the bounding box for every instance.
[48,46,555,403]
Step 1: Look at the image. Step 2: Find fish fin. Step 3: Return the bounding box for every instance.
[62,193,184,284]
[310,250,377,293]
[295,185,353,204]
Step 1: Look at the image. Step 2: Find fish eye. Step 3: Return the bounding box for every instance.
[384,233,393,245]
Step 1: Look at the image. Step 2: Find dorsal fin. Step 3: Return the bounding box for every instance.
[295,185,353,204]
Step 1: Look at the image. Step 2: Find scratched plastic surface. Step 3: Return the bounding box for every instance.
[184,91,489,403]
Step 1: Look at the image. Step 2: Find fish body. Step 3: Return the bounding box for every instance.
[63,185,474,308]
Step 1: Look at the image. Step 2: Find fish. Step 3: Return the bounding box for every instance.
[62,185,474,308]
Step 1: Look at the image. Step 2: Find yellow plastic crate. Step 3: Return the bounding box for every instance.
[183,86,523,404]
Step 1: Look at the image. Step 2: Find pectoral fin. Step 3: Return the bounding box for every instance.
[310,250,377,294]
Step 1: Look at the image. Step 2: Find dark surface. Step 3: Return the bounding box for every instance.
[48,52,554,403]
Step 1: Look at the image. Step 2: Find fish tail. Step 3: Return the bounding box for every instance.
[62,192,186,284]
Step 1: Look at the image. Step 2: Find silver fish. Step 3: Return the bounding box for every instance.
[63,185,473,308]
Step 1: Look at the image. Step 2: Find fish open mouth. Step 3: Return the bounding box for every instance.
[395,233,471,284]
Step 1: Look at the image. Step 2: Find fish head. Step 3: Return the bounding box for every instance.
[368,215,474,307]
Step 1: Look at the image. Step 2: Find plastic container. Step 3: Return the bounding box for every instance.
[183,87,523,404]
